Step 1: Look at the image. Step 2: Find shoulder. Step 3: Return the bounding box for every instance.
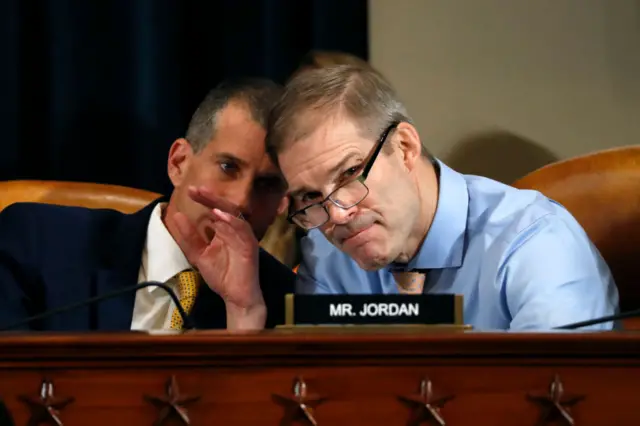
[1,202,121,226]
[0,202,89,239]
[462,174,609,282]
[465,174,553,225]
[258,247,294,274]
[1,202,130,238]
[463,175,586,250]
[258,247,295,289]
[0,202,130,256]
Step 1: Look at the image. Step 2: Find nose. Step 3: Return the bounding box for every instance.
[326,202,357,225]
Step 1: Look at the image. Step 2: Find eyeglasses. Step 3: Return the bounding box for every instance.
[287,121,400,230]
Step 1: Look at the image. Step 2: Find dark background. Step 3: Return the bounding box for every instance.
[0,0,368,194]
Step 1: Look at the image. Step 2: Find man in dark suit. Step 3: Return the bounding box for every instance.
[0,78,295,332]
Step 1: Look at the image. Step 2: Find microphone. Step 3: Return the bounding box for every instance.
[0,281,196,331]
[554,309,640,330]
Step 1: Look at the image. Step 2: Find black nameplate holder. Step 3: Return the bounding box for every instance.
[282,294,465,327]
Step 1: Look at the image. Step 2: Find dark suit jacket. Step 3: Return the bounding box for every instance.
[0,200,295,331]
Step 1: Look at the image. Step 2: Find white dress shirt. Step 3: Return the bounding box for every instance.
[131,203,191,330]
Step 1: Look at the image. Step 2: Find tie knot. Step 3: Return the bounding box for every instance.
[392,271,426,294]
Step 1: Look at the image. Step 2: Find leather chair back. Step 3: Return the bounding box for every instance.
[512,146,640,328]
[0,180,161,214]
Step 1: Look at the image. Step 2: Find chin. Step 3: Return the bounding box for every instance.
[353,256,389,271]
[349,244,392,271]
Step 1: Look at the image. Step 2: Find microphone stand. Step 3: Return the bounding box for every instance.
[554,308,640,330]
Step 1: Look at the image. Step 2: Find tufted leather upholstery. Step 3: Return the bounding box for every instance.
[0,180,161,214]
[512,146,640,329]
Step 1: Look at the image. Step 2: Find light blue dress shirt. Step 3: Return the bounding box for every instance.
[296,160,619,331]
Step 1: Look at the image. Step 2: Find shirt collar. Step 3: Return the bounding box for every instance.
[142,203,191,292]
[394,159,469,271]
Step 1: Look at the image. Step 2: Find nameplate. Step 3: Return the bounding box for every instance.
[285,294,463,326]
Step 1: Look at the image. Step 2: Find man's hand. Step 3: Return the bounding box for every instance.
[173,186,266,330]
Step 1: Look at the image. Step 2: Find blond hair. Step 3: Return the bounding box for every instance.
[294,50,371,74]
[267,64,412,164]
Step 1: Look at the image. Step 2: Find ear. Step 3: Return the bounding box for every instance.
[277,195,289,216]
[167,138,194,188]
[394,122,423,172]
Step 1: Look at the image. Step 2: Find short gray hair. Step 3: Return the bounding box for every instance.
[186,78,283,152]
[266,64,413,164]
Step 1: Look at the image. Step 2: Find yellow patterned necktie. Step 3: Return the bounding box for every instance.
[170,270,201,330]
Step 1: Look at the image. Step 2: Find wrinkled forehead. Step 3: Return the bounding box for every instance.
[279,118,374,192]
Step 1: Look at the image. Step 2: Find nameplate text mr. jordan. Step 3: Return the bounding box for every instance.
[288,294,462,325]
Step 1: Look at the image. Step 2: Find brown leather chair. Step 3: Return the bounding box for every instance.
[512,146,640,329]
[0,180,161,214]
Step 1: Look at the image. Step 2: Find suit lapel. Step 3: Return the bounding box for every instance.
[94,199,162,331]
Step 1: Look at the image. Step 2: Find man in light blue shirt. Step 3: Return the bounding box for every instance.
[266,64,619,330]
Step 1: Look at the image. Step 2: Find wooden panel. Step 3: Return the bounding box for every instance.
[1,366,638,426]
[0,330,640,425]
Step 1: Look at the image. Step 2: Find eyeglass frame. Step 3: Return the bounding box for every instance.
[287,121,401,230]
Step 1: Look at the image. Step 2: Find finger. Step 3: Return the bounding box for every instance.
[210,207,252,231]
[211,217,254,243]
[173,212,208,264]
[210,218,258,252]
[188,186,243,218]
[276,196,289,216]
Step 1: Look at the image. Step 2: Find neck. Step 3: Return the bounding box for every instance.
[395,158,439,264]
[161,197,182,244]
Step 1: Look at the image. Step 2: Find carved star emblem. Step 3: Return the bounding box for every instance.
[144,376,200,426]
[272,377,327,426]
[398,377,454,426]
[527,374,585,425]
[17,378,74,426]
